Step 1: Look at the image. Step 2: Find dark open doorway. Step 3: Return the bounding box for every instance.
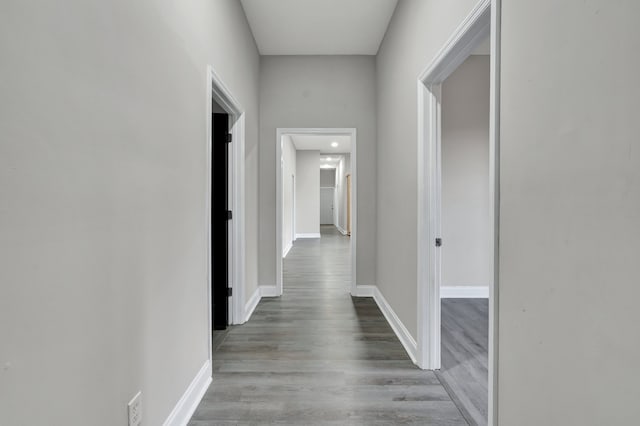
[212,112,230,330]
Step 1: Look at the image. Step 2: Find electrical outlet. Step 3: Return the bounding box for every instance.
[128,391,142,426]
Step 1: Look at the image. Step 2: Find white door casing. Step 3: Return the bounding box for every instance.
[416,0,500,424]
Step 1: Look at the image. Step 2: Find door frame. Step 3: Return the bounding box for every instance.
[416,0,500,424]
[275,128,357,296]
[206,65,246,364]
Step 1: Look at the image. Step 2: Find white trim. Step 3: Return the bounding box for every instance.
[417,0,491,370]
[162,360,212,426]
[259,285,279,298]
[206,65,247,371]
[354,285,376,297]
[416,0,500,423]
[488,1,501,424]
[276,128,358,297]
[295,233,321,239]
[372,287,418,365]
[335,224,348,235]
[416,80,443,371]
[230,113,246,326]
[244,287,261,323]
[283,241,293,258]
[417,0,491,84]
[441,286,490,298]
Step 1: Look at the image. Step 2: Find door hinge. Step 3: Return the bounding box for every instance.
[227,287,232,297]
[435,238,442,247]
[226,133,232,143]
[226,210,233,220]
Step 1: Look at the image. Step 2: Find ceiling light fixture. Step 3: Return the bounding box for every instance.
[331,141,339,147]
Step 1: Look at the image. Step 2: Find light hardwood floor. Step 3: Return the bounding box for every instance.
[189,225,469,425]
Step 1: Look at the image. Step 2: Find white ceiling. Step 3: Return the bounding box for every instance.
[320,155,342,169]
[240,0,399,55]
[289,134,351,153]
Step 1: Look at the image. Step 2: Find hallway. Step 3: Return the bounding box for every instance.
[189,226,467,425]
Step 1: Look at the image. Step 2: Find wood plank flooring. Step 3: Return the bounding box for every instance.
[189,225,469,425]
[436,299,489,426]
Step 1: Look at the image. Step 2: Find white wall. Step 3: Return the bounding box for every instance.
[441,55,490,288]
[282,135,296,254]
[295,151,320,235]
[259,56,376,287]
[0,1,260,425]
[499,1,640,424]
[376,0,480,338]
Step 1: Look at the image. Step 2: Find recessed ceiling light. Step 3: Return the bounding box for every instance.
[331,141,339,148]
[326,157,332,161]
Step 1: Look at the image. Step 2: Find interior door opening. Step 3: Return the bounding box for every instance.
[416,1,499,424]
[206,65,246,370]
[212,111,230,330]
[435,52,491,426]
[320,185,335,225]
[276,129,357,296]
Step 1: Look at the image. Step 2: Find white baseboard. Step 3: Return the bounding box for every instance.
[244,287,261,323]
[283,241,293,258]
[295,233,321,239]
[163,360,212,426]
[335,225,347,235]
[353,285,376,297]
[441,286,489,298]
[259,285,279,297]
[372,287,418,365]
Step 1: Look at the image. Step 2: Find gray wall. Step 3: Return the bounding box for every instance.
[441,55,490,288]
[259,56,377,287]
[295,151,320,235]
[499,0,640,424]
[282,135,296,253]
[376,0,479,338]
[320,169,336,187]
[0,1,260,424]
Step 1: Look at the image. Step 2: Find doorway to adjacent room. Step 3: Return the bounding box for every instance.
[275,128,356,296]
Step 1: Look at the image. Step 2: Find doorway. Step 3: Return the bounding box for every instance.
[206,65,247,365]
[416,0,500,424]
[275,128,357,296]
[436,53,491,426]
[320,187,334,225]
[211,112,230,330]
